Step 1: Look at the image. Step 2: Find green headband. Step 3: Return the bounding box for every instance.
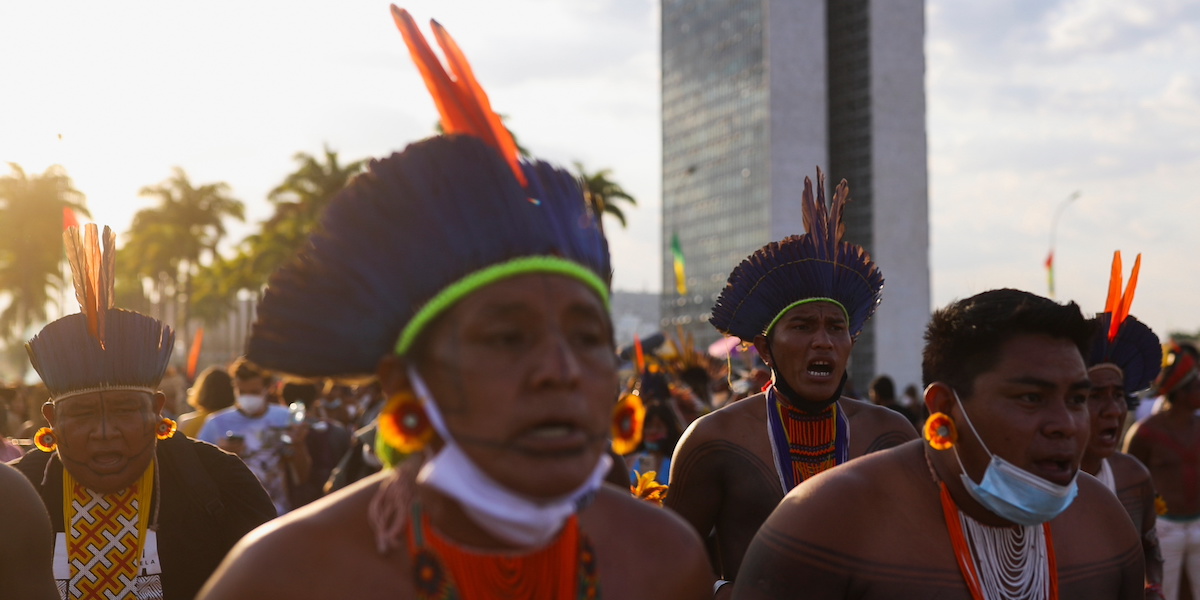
[763,297,849,337]
[394,256,611,355]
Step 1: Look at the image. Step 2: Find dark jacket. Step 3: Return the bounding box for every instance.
[11,433,276,599]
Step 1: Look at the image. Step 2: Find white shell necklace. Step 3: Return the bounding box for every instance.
[958,508,1051,600]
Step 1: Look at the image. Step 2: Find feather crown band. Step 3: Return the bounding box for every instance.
[244,10,610,379]
[1156,342,1198,397]
[26,225,174,401]
[709,168,883,342]
[1085,251,1160,396]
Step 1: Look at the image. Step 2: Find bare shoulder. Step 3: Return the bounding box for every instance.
[584,488,710,599]
[1108,452,1152,486]
[839,397,919,454]
[777,441,921,527]
[682,393,765,440]
[199,471,400,599]
[1068,474,1140,539]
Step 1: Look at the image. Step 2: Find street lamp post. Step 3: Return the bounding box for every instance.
[1046,190,1082,298]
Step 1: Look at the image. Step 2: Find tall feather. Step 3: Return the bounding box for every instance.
[1112,253,1141,342]
[62,224,117,347]
[1104,250,1122,315]
[391,6,527,188]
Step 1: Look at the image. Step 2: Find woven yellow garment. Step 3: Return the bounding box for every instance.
[63,464,153,599]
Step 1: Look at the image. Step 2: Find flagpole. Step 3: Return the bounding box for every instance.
[1046,191,1081,298]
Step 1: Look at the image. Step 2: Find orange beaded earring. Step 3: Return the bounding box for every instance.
[34,427,58,452]
[156,417,177,440]
[923,412,957,450]
[378,390,434,454]
[610,392,646,455]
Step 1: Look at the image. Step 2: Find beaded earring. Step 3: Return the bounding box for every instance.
[923,412,957,450]
[610,392,646,455]
[378,390,434,454]
[34,427,58,452]
[156,417,177,440]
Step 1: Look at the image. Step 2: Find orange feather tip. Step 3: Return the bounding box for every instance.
[389,6,528,189]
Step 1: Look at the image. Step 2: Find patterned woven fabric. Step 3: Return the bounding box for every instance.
[64,465,153,599]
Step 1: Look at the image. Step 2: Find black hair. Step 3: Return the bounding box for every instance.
[869,375,896,402]
[922,289,1094,397]
[281,381,320,407]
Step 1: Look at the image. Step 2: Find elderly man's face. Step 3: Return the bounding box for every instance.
[44,390,164,493]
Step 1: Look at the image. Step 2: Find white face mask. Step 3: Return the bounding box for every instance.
[236,393,266,415]
[951,389,1079,525]
[409,367,611,548]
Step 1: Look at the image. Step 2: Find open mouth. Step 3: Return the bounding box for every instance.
[807,360,834,378]
[512,422,591,456]
[89,452,127,473]
[1031,458,1076,485]
[1096,426,1121,445]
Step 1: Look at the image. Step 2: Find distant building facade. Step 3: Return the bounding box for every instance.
[661,0,929,391]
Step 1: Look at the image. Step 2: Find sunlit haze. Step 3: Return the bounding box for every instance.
[2,0,1199,337]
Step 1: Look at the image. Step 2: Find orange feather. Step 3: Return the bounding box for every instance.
[430,20,526,187]
[390,6,527,188]
[1110,253,1141,342]
[1104,250,1122,315]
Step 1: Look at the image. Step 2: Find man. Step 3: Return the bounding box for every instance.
[11,224,277,600]
[1081,252,1164,597]
[0,462,57,599]
[665,171,917,590]
[869,374,919,428]
[196,9,710,599]
[733,289,1143,599]
[198,358,311,515]
[279,380,352,507]
[1126,341,1200,600]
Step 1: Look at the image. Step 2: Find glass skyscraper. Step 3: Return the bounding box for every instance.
[661,0,929,392]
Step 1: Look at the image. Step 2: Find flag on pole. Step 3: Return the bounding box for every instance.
[187,327,205,380]
[1045,251,1055,298]
[671,232,687,296]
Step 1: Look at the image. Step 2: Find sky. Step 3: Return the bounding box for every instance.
[2,0,1199,338]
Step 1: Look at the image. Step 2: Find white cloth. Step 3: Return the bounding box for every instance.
[410,367,611,548]
[1157,516,1200,600]
[1097,458,1116,492]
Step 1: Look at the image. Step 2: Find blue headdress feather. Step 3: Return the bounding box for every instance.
[710,168,883,341]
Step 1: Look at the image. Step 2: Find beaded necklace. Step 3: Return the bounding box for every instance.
[406,501,600,600]
[937,481,1059,600]
[765,387,849,493]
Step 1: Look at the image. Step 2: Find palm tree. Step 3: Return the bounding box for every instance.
[0,163,89,343]
[260,146,367,264]
[127,167,244,350]
[574,162,637,230]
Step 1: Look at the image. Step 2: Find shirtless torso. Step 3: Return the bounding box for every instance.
[1126,412,1200,518]
[198,470,711,600]
[664,392,917,581]
[733,442,1144,599]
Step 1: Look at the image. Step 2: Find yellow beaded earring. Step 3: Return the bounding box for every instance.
[34,427,58,452]
[156,417,177,440]
[923,412,957,451]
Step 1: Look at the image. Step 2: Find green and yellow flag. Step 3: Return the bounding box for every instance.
[671,232,687,296]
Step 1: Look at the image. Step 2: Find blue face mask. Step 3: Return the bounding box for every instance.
[951,389,1078,526]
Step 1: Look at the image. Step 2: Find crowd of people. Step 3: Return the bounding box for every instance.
[0,6,1194,600]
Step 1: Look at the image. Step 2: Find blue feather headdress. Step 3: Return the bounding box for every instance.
[26,225,174,402]
[1086,251,1160,400]
[244,10,610,379]
[709,168,883,342]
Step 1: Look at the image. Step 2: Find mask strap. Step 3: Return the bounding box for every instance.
[407,365,453,443]
[943,385,995,481]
